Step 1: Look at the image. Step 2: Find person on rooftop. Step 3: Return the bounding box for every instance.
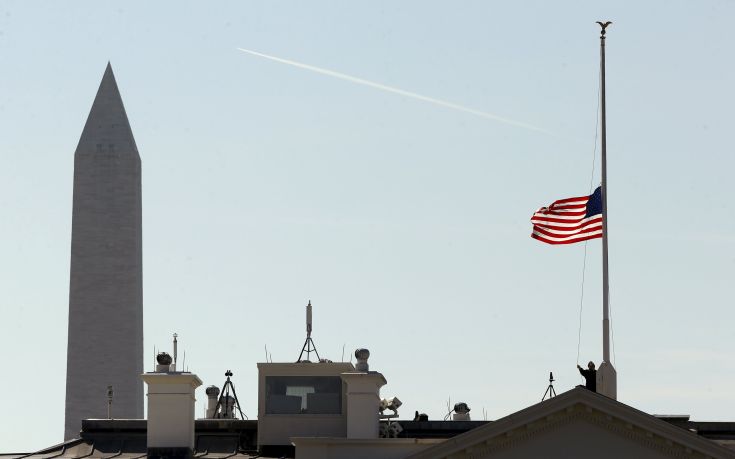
[577,361,597,392]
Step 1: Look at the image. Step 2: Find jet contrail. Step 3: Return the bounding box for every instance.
[237,47,562,139]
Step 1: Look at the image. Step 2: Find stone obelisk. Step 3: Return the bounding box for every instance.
[64,63,143,439]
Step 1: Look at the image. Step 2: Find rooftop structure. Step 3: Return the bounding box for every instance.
[19,314,735,458]
[11,384,735,458]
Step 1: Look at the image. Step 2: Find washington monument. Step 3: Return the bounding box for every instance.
[64,63,143,439]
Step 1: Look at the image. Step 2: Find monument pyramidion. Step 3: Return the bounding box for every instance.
[64,63,143,440]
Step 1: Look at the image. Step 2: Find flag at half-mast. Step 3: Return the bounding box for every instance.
[531,186,603,244]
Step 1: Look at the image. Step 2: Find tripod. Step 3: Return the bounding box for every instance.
[542,372,557,401]
[297,301,320,363]
[297,334,320,363]
[213,370,247,419]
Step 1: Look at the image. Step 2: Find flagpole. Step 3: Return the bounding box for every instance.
[597,20,617,399]
[600,23,610,365]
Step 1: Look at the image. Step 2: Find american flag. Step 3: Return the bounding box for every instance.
[531,186,603,244]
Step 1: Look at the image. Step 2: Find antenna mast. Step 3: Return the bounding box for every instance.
[173,333,178,370]
[107,385,114,419]
[297,300,321,362]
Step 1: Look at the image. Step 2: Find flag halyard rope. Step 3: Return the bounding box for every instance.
[576,63,602,367]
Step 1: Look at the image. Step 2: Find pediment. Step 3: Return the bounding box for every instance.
[408,388,735,459]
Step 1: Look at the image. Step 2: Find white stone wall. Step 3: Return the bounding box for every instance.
[64,64,143,440]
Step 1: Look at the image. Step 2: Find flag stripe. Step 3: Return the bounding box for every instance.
[551,196,590,205]
[531,223,602,237]
[532,209,587,220]
[531,230,603,245]
[542,209,588,216]
[546,201,588,208]
[531,215,602,230]
[530,187,603,245]
[531,214,590,222]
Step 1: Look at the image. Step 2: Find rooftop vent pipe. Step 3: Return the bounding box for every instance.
[156,352,172,372]
[452,402,471,421]
[354,348,370,372]
[205,385,220,418]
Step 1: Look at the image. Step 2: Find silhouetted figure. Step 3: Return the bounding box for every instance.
[413,410,429,421]
[577,361,597,392]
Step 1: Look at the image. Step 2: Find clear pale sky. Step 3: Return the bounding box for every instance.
[1,0,734,452]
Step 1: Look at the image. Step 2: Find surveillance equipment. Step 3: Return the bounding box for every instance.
[380,397,402,417]
[387,397,402,412]
[212,370,247,420]
[542,371,557,401]
[388,422,403,437]
[380,421,404,438]
[379,399,388,412]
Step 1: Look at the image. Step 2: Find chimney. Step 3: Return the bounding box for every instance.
[141,352,202,458]
[452,402,471,421]
[341,349,387,439]
[205,385,220,418]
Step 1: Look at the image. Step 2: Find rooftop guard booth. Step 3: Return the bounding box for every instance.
[257,362,355,448]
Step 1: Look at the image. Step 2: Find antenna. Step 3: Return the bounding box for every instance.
[173,333,178,367]
[341,343,345,362]
[296,300,321,362]
[307,300,312,337]
[107,385,114,419]
[542,371,557,401]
